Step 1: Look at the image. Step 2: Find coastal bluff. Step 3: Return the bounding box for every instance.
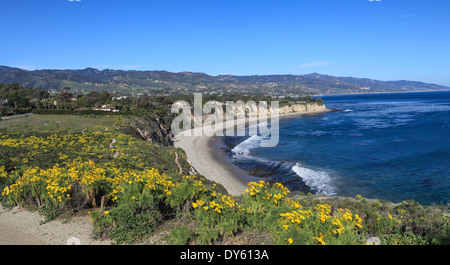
[275,102,327,115]
[191,101,329,121]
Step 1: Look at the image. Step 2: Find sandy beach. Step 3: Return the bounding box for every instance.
[174,134,251,196]
[173,109,333,196]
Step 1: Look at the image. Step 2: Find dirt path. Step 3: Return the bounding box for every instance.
[174,151,183,174]
[0,205,111,245]
[110,138,120,158]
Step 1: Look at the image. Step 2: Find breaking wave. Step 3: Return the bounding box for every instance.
[291,163,336,195]
[231,135,263,158]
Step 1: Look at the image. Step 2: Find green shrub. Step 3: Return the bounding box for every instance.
[382,232,428,245]
[240,181,290,229]
[191,193,243,237]
[431,224,450,245]
[167,226,195,245]
[91,180,166,244]
[196,227,220,245]
[93,205,162,244]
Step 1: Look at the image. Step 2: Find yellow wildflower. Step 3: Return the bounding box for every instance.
[315,233,325,245]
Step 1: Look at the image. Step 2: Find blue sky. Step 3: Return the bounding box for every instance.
[1,0,450,86]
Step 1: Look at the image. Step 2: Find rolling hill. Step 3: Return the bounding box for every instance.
[0,66,448,96]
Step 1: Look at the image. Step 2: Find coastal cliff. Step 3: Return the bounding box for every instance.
[125,100,328,147]
[275,102,327,115]
[198,101,328,120]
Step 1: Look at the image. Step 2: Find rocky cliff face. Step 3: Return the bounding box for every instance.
[192,102,328,124]
[275,102,327,115]
[126,115,172,146]
[126,102,327,146]
[239,101,327,116]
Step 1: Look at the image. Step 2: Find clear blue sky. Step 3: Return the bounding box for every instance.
[1,0,450,86]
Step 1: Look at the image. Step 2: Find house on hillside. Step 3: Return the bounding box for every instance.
[92,105,119,112]
[112,96,128,101]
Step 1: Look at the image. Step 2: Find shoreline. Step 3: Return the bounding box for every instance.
[173,108,333,196]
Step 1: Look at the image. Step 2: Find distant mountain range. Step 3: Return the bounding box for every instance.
[1,65,449,96]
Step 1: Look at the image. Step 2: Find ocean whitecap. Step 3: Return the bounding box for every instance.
[292,163,336,195]
[231,135,263,158]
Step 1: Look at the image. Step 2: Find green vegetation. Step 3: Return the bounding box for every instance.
[0,114,119,134]
[0,83,49,115]
[1,114,449,245]
[1,82,323,115]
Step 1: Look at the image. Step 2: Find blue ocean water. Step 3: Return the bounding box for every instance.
[223,91,450,205]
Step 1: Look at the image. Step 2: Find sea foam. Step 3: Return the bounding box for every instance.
[231,135,263,158]
[291,163,336,195]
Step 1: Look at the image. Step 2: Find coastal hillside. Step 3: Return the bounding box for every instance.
[1,113,449,245]
[1,83,449,245]
[1,66,449,96]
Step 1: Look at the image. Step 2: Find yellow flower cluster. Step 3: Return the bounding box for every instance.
[315,204,332,223]
[285,198,302,209]
[1,158,177,207]
[278,204,364,245]
[192,193,238,214]
[0,127,193,208]
[243,180,290,206]
[388,213,400,222]
[1,165,75,205]
[0,131,161,173]
[315,233,325,245]
[0,132,115,165]
[102,167,176,202]
[182,175,209,193]
[192,199,204,209]
[0,166,8,179]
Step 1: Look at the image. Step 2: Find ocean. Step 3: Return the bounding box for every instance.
[222,91,450,205]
